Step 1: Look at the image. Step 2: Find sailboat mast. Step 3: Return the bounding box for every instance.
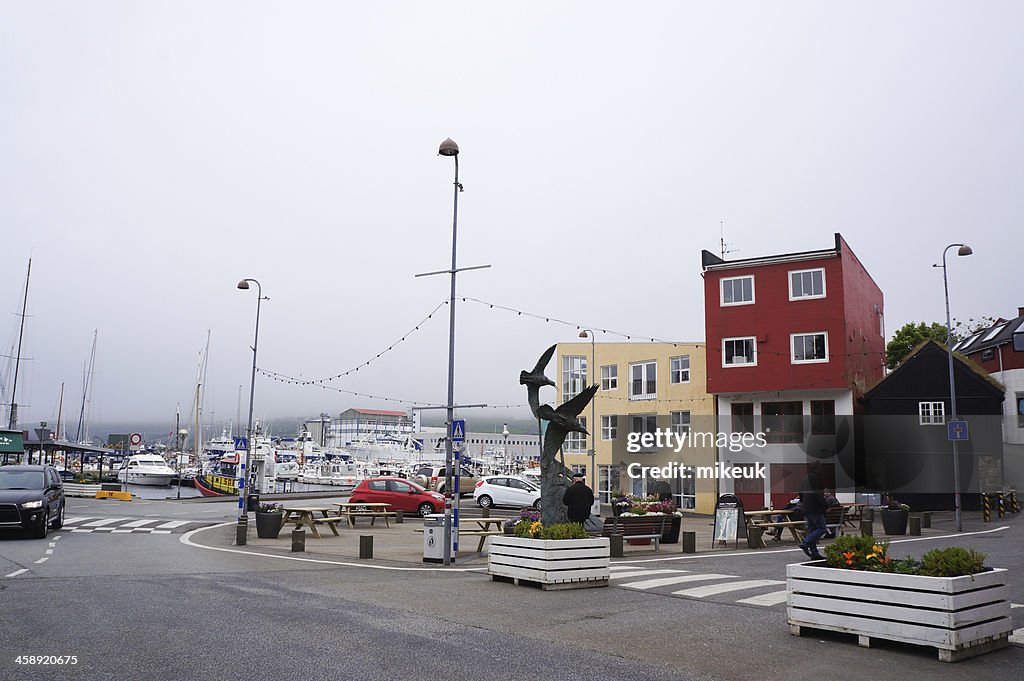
[75,330,98,442]
[8,258,31,429]
[55,382,64,441]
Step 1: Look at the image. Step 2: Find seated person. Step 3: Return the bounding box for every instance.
[768,498,803,541]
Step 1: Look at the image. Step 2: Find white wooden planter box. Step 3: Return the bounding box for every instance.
[787,561,1012,662]
[487,536,610,590]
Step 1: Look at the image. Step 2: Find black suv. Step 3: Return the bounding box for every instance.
[0,465,65,538]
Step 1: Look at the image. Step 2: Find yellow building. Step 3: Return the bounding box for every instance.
[555,341,717,514]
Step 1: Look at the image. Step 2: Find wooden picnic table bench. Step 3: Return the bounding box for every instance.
[597,515,667,552]
[412,527,505,552]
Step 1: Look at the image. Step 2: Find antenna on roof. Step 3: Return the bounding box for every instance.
[720,220,739,259]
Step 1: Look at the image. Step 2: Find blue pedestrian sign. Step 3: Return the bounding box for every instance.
[451,419,466,443]
[947,420,969,442]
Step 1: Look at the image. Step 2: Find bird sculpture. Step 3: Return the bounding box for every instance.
[519,344,556,419]
[535,384,599,453]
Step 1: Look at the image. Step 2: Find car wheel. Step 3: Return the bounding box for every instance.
[533,499,541,510]
[420,503,439,517]
[33,509,49,539]
[477,495,493,509]
[53,503,64,529]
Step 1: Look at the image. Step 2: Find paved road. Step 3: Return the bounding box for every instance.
[1,496,1022,681]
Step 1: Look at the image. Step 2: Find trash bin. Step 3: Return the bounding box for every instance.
[247,493,261,512]
[422,514,456,563]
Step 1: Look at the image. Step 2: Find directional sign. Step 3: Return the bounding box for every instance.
[451,419,466,443]
[947,420,969,442]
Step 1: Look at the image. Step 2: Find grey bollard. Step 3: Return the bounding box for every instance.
[909,516,921,536]
[235,516,247,546]
[610,533,624,558]
[359,535,373,559]
[860,520,873,537]
[291,528,305,552]
[395,510,404,524]
[922,512,931,528]
[681,530,696,554]
[481,507,490,518]
[863,507,874,522]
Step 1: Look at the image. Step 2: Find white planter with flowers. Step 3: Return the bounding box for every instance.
[487,536,610,590]
[787,561,1013,662]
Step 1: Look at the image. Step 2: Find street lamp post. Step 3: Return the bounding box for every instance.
[237,278,267,521]
[502,424,510,474]
[936,243,973,533]
[579,330,598,512]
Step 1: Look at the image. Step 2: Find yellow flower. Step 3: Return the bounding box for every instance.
[866,553,877,560]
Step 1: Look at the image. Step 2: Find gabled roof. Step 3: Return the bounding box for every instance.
[864,339,1005,399]
[954,314,1024,355]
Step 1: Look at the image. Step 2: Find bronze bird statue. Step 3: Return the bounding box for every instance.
[536,384,599,452]
[520,344,557,419]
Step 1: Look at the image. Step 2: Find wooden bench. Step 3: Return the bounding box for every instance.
[824,505,846,537]
[342,511,397,528]
[757,520,807,543]
[412,527,504,552]
[599,515,667,552]
[308,516,345,536]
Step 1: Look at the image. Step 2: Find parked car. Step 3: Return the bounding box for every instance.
[410,465,480,496]
[473,475,541,510]
[0,464,65,538]
[347,477,445,517]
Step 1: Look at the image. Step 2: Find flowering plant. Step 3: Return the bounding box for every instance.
[884,496,910,511]
[616,495,682,516]
[824,535,893,570]
[256,502,283,514]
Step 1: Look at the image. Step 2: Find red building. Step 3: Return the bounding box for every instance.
[701,233,885,509]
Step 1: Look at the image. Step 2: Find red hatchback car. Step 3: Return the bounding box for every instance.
[348,477,445,517]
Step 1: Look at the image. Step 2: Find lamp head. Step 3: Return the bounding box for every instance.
[438,138,459,156]
[957,245,973,257]
[579,330,590,339]
[237,279,250,290]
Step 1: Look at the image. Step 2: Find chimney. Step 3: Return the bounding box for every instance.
[1018,306,1024,318]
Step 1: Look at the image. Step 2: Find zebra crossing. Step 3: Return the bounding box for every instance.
[61,517,197,535]
[609,564,788,606]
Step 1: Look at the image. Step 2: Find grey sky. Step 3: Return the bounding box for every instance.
[2,3,1021,430]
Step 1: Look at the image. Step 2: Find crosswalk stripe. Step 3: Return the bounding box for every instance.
[621,574,737,590]
[5,569,28,578]
[609,569,685,580]
[122,519,161,528]
[1011,603,1023,609]
[62,517,93,524]
[82,518,130,527]
[736,590,790,606]
[672,579,785,598]
[151,530,172,534]
[111,529,134,533]
[153,521,189,529]
[1010,629,1023,645]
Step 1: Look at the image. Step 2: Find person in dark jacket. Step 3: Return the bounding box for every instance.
[798,461,828,560]
[562,472,595,524]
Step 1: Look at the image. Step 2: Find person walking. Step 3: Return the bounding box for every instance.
[798,461,827,560]
[563,472,595,525]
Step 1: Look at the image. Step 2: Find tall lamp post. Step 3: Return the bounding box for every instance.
[237,278,267,521]
[502,424,510,473]
[936,243,972,533]
[579,329,598,512]
[415,138,490,566]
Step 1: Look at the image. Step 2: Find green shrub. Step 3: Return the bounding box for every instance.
[920,547,987,577]
[823,535,892,570]
[512,520,588,540]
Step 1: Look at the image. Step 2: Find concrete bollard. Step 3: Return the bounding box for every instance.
[860,520,873,537]
[922,512,931,528]
[610,533,624,558]
[481,507,490,518]
[291,528,305,553]
[863,507,874,522]
[747,526,766,549]
[909,516,921,536]
[235,516,247,546]
[359,535,373,559]
[681,530,696,554]
[395,510,404,524]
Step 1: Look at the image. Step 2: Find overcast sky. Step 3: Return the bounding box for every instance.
[2,3,1021,433]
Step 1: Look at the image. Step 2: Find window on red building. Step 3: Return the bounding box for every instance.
[791,332,828,363]
[789,268,826,300]
[762,401,803,443]
[723,337,756,366]
[720,276,754,306]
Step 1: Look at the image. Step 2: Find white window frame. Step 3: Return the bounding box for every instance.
[561,355,587,401]
[720,275,755,306]
[601,415,617,441]
[670,355,690,384]
[629,361,657,400]
[565,417,587,451]
[670,411,691,436]
[919,401,946,426]
[791,331,829,364]
[601,364,618,391]
[630,414,658,452]
[722,337,757,367]
[788,267,826,300]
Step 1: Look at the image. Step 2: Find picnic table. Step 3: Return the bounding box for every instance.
[334,502,395,527]
[744,508,805,546]
[841,503,866,526]
[412,517,507,552]
[280,506,343,539]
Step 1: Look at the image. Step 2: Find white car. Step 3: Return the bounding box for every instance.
[473,475,541,510]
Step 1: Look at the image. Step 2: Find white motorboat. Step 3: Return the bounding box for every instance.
[117,454,177,486]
